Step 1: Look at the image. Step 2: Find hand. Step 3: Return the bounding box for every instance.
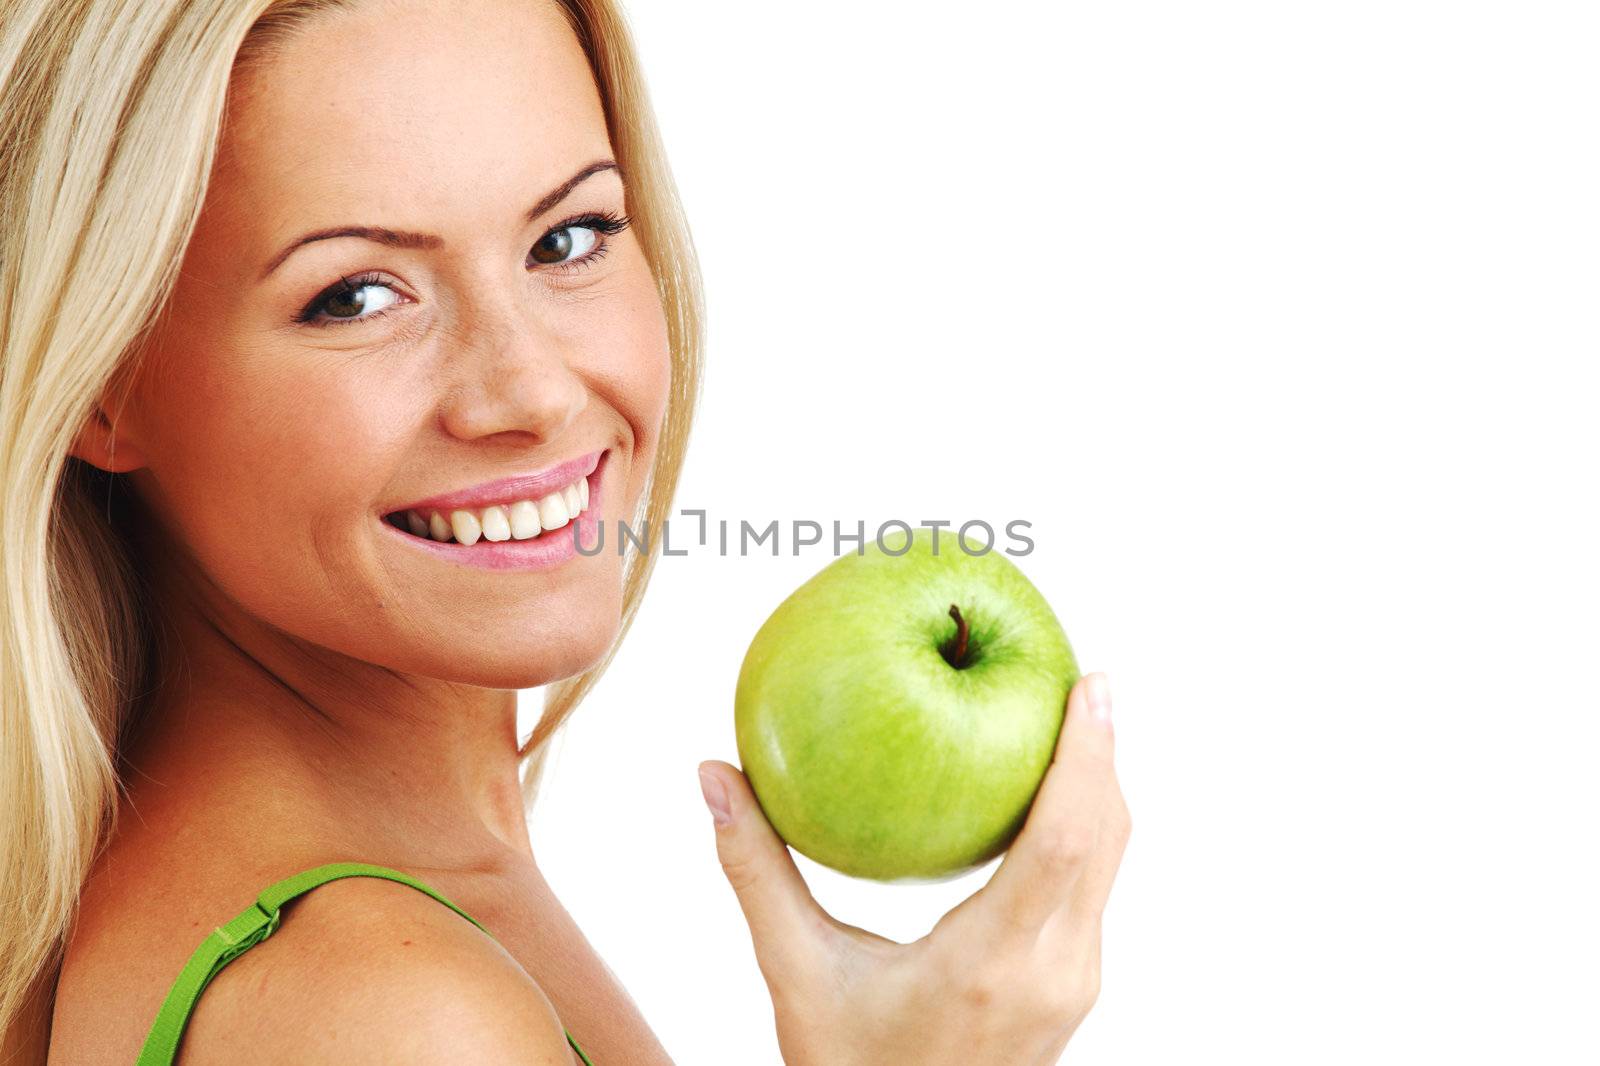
[697,671,1131,1065]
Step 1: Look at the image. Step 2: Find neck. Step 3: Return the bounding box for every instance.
[121,552,539,875]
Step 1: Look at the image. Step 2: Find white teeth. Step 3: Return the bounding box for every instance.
[509,499,542,540]
[449,509,482,546]
[480,505,512,542]
[400,477,587,544]
[537,491,570,531]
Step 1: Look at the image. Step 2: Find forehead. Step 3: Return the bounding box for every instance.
[208,0,610,238]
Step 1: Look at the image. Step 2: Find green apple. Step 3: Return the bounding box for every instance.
[734,525,1079,882]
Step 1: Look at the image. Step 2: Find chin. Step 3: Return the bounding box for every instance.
[431,590,623,689]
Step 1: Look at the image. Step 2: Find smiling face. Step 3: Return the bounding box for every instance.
[84,0,671,688]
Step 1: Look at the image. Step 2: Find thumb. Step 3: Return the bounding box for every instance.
[697,759,829,973]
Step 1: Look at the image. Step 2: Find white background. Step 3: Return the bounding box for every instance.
[523,2,1600,1062]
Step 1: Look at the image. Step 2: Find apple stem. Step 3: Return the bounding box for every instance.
[944,604,971,669]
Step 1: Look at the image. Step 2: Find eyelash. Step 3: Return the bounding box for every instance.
[294,209,633,328]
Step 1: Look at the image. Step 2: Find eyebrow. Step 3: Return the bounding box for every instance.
[258,159,621,281]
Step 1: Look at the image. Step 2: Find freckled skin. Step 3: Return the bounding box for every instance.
[56,2,677,1062]
[73,0,670,788]
[93,0,669,692]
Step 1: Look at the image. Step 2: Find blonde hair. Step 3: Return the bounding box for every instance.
[0,0,703,1058]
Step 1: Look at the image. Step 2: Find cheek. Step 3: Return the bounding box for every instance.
[601,260,675,457]
[619,290,672,513]
[137,338,411,620]
[632,302,672,461]
[563,260,673,480]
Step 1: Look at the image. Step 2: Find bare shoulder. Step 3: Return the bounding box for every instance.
[177,875,577,1065]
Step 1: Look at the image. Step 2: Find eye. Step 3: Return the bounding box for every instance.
[297,273,405,327]
[527,211,631,269]
[530,224,598,265]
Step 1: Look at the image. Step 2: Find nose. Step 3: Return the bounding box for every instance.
[437,292,589,444]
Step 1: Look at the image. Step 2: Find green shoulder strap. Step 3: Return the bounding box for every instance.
[136,861,594,1065]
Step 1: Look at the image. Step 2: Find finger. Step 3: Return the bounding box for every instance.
[979,672,1121,940]
[698,759,833,981]
[1067,774,1131,927]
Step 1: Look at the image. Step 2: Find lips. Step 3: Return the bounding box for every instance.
[383,449,605,518]
[378,450,608,570]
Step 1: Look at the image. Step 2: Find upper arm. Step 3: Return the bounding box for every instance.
[177,876,577,1065]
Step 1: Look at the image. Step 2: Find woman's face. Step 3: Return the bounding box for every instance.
[88,0,670,688]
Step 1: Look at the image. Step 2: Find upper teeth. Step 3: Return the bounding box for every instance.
[399,475,590,545]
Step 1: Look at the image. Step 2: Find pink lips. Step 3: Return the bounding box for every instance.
[386,449,604,516]
[380,450,608,572]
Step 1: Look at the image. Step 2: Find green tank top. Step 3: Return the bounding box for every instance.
[136,862,594,1065]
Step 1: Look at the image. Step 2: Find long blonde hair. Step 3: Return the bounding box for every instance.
[0,0,703,1058]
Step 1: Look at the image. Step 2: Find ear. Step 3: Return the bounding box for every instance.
[68,401,148,474]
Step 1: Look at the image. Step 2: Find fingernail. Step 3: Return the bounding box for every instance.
[698,765,732,827]
[1085,673,1112,724]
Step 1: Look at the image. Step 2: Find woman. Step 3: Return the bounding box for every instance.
[0,0,1131,1062]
